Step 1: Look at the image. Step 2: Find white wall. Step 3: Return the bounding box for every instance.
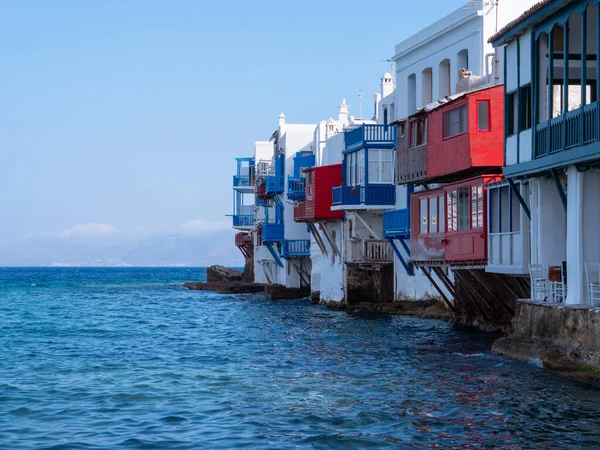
[582,169,600,305]
[532,178,566,268]
[317,222,345,303]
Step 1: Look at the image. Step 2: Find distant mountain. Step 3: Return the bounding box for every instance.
[0,232,243,267]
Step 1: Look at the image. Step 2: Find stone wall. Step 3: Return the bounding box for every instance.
[346,265,394,305]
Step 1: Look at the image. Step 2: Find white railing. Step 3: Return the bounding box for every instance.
[256,160,275,178]
[346,239,393,264]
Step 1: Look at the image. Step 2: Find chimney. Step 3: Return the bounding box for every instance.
[338,99,349,125]
[381,73,394,98]
[373,93,381,121]
[278,111,285,127]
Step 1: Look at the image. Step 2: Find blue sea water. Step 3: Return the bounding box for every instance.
[1,267,600,449]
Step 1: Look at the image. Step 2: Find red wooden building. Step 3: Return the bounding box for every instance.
[397,85,504,185]
[410,175,502,266]
[294,164,344,222]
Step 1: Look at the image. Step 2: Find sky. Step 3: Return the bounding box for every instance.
[0,0,468,248]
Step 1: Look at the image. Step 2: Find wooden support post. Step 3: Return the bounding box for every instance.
[432,267,457,299]
[417,264,455,312]
[319,223,340,258]
[551,168,568,210]
[307,223,328,257]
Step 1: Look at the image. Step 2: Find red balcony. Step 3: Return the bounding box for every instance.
[235,232,254,259]
[396,85,504,185]
[409,175,502,267]
[257,181,268,201]
[294,164,344,222]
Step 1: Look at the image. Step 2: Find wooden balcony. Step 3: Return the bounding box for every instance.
[232,215,254,228]
[331,185,395,208]
[383,208,410,239]
[282,240,310,258]
[346,239,393,265]
[287,176,306,201]
[262,223,284,242]
[344,124,397,152]
[535,103,598,159]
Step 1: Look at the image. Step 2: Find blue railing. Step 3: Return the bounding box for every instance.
[262,223,284,242]
[534,102,598,159]
[344,124,397,152]
[232,215,254,228]
[266,175,284,194]
[282,239,310,258]
[233,175,252,187]
[287,176,306,201]
[332,186,342,206]
[332,185,395,206]
[383,209,410,238]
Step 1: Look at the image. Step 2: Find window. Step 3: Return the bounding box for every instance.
[458,187,470,231]
[489,183,525,234]
[471,185,483,228]
[447,190,458,232]
[477,101,489,131]
[438,194,445,233]
[368,149,393,184]
[410,117,428,147]
[346,155,353,186]
[443,104,467,138]
[383,107,388,125]
[357,149,365,186]
[519,85,532,131]
[420,198,428,234]
[506,92,518,136]
[429,196,438,234]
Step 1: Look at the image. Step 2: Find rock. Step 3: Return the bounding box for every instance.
[206,265,242,283]
[241,258,254,283]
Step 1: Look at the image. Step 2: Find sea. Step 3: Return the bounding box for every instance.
[1,267,600,449]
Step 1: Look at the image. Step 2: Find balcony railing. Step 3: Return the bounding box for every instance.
[256,160,275,178]
[232,215,254,228]
[262,223,284,242]
[344,124,397,152]
[346,239,393,264]
[235,231,253,246]
[233,175,252,187]
[266,175,284,194]
[331,185,395,207]
[534,102,598,159]
[383,208,410,238]
[282,240,310,258]
[287,176,306,201]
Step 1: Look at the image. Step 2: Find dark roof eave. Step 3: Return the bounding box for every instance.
[488,0,569,46]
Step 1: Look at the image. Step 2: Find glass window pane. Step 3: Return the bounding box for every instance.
[458,187,470,231]
[500,186,510,233]
[438,194,445,233]
[447,190,457,232]
[511,187,521,232]
[429,197,438,233]
[490,188,498,234]
[368,150,379,183]
[358,150,365,185]
[478,102,489,131]
[420,198,428,234]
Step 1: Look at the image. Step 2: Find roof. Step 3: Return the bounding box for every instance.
[488,0,570,45]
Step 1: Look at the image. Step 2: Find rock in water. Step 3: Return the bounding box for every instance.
[206,265,242,283]
[241,258,254,283]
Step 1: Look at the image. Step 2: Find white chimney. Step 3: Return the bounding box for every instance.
[373,93,381,121]
[278,111,286,126]
[338,99,349,125]
[381,73,394,98]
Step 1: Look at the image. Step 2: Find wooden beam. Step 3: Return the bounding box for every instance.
[319,223,340,258]
[508,178,531,220]
[353,212,380,240]
[417,264,455,312]
[551,168,567,210]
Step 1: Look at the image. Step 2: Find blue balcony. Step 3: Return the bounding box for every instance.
[282,239,310,258]
[262,223,284,242]
[344,124,397,153]
[232,215,254,228]
[266,175,284,195]
[287,176,306,201]
[332,186,342,206]
[383,208,410,239]
[332,185,395,207]
[233,175,252,187]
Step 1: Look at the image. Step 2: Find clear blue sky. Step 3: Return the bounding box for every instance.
[0,0,467,246]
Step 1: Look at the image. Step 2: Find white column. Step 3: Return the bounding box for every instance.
[566,165,585,305]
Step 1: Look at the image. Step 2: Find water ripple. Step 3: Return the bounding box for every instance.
[0,267,599,449]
